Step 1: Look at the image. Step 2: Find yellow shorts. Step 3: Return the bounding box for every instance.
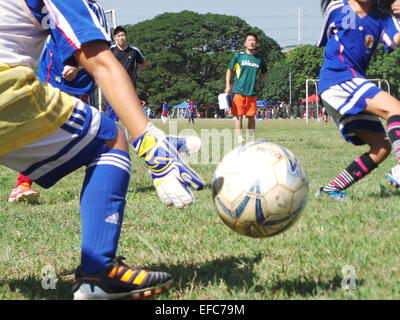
[0,64,74,155]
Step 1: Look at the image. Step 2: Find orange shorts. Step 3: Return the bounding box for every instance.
[231,94,257,116]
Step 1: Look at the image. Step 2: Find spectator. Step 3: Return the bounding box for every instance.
[225,32,268,144]
[106,26,147,122]
[161,100,169,124]
[188,99,196,124]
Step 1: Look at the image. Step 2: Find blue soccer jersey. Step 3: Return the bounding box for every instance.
[0,0,112,153]
[24,0,110,65]
[38,35,96,95]
[37,0,109,95]
[318,0,400,94]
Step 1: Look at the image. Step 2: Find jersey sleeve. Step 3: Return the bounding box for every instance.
[42,0,111,63]
[228,54,238,70]
[381,15,400,52]
[88,0,110,36]
[317,1,344,47]
[134,47,145,64]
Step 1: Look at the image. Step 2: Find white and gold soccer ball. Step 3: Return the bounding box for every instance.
[212,141,309,238]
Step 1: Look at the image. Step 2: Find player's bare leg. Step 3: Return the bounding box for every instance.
[317,130,390,201]
[234,115,244,145]
[247,116,255,143]
[365,91,400,187]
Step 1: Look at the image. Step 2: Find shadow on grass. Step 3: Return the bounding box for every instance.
[128,183,212,195]
[147,254,266,294]
[128,186,154,194]
[1,258,365,300]
[148,256,365,298]
[269,274,365,297]
[365,184,400,199]
[2,271,75,300]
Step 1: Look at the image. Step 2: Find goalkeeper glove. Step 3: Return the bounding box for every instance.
[132,123,204,208]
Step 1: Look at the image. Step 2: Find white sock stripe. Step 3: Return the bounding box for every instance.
[392,164,400,178]
[389,125,400,131]
[342,170,354,182]
[92,154,131,168]
[107,153,131,164]
[392,141,400,149]
[341,174,354,184]
[90,157,131,171]
[87,160,131,175]
[331,179,346,188]
[333,179,347,188]
[335,172,353,185]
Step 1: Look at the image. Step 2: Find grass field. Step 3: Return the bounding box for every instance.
[1,118,400,300]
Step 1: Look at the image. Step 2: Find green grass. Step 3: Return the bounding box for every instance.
[1,118,400,300]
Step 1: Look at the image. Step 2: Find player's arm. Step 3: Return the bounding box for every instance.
[225,54,238,94]
[394,33,400,46]
[73,40,148,139]
[225,69,233,94]
[256,58,268,89]
[392,0,400,15]
[43,0,203,208]
[137,57,147,75]
[256,72,268,89]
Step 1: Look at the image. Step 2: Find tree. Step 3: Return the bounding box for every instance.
[124,11,283,106]
[263,45,324,103]
[367,43,400,98]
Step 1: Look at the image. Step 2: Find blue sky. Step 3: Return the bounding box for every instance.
[99,0,325,48]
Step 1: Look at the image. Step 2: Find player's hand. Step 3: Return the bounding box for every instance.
[255,81,264,90]
[392,0,400,15]
[132,124,204,209]
[62,65,80,81]
[225,87,231,94]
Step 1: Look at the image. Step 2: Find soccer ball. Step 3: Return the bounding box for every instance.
[212,141,309,238]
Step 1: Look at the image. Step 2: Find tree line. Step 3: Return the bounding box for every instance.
[124,11,400,108]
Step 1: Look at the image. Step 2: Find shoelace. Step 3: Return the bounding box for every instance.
[111,256,144,274]
[113,256,128,267]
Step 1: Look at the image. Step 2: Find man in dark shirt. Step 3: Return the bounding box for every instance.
[106,26,147,121]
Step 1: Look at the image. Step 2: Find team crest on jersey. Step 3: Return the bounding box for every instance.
[365,35,374,49]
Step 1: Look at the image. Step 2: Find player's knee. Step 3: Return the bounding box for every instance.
[381,140,392,159]
[105,127,128,152]
[370,140,391,162]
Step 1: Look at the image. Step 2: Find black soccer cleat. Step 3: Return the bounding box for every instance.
[72,256,173,300]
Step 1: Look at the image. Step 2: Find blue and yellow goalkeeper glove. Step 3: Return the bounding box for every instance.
[132,123,204,209]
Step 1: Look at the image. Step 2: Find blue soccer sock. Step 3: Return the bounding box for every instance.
[79,149,131,275]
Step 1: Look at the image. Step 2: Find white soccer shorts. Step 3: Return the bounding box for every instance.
[0,99,117,188]
[320,78,385,145]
